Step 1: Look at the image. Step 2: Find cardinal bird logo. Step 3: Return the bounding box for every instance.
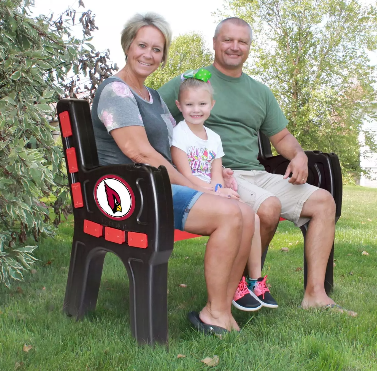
[104,182,122,213]
[94,175,135,220]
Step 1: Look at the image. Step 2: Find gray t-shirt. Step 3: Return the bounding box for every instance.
[92,76,176,166]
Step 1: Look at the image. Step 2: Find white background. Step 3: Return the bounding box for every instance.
[31,0,224,67]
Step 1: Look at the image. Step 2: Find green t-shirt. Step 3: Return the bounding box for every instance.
[158,65,288,170]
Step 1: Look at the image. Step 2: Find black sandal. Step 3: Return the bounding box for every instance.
[187,311,229,335]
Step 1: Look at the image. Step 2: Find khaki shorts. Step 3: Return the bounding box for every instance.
[234,170,318,227]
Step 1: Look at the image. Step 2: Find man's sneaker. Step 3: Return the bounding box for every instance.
[247,276,278,309]
[232,277,262,311]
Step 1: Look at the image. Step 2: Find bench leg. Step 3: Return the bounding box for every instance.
[124,258,169,345]
[301,223,333,294]
[64,238,106,319]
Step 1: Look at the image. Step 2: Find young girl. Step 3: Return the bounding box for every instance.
[171,70,278,311]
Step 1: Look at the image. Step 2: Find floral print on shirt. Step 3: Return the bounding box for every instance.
[112,82,133,98]
[100,110,116,130]
[98,80,170,133]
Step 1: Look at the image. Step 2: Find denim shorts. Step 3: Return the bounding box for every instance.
[172,185,203,230]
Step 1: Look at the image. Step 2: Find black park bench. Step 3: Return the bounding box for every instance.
[56,98,342,346]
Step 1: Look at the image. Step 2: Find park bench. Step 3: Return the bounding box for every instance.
[57,98,342,346]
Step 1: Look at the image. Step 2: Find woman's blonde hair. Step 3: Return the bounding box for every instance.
[121,12,172,67]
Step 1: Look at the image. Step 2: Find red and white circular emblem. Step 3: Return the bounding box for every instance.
[94,175,135,220]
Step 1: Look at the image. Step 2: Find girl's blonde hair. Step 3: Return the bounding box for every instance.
[178,79,214,101]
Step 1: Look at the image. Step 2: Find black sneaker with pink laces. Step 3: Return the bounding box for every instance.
[248,275,278,308]
[232,276,262,311]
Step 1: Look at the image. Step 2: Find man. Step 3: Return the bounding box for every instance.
[159,17,356,315]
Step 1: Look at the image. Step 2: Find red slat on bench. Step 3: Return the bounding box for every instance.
[174,230,201,241]
[174,218,285,242]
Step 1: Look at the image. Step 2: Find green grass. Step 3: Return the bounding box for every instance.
[1,185,376,371]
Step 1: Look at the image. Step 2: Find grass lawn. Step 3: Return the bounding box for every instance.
[0,185,376,371]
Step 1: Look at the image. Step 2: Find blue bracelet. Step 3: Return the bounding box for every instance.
[215,183,223,192]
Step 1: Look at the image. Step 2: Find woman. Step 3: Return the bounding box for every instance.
[91,12,255,334]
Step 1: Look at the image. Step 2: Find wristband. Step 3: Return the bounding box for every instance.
[215,183,223,192]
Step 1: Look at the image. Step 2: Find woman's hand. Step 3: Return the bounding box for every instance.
[216,187,240,200]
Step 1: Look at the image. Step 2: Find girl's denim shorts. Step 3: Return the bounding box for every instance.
[172,185,203,230]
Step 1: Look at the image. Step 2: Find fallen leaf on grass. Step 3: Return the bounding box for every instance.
[281,247,289,252]
[177,354,186,359]
[367,218,372,221]
[349,271,354,275]
[16,287,23,294]
[347,254,352,256]
[30,269,37,275]
[362,251,369,256]
[201,355,219,367]
[179,284,187,288]
[333,263,336,267]
[23,344,32,352]
[15,362,24,369]
[295,267,302,272]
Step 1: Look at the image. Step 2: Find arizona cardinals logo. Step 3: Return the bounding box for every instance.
[104,182,122,213]
[94,175,135,220]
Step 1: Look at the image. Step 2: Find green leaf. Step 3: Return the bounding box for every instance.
[10,70,22,80]
[85,42,95,51]
[8,267,23,281]
[38,61,52,69]
[67,46,77,57]
[1,96,17,105]
[4,58,13,69]
[36,104,52,113]
[30,168,42,184]
[1,266,11,288]
[8,16,18,32]
[3,31,15,43]
[14,246,37,254]
[42,89,55,99]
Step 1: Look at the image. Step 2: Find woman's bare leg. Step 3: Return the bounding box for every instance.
[225,201,256,329]
[184,194,253,331]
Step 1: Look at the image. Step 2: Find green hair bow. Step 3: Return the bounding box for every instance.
[182,68,212,82]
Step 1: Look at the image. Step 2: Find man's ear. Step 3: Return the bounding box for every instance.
[175,100,182,112]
